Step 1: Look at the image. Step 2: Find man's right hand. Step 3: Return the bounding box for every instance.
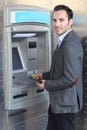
[70,77,80,87]
[32,73,43,80]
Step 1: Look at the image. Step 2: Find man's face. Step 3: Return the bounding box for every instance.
[52,10,73,35]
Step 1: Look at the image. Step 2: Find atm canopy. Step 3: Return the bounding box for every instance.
[4,5,50,26]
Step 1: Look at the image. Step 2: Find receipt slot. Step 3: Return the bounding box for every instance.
[3,5,51,110]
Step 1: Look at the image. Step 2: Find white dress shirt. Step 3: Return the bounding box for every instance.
[57,29,72,47]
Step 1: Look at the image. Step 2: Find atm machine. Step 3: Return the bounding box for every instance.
[3,5,51,111]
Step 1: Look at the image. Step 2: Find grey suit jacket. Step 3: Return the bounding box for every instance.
[43,30,83,114]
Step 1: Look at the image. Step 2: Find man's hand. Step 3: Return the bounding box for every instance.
[36,80,46,89]
[32,73,43,80]
[70,77,80,87]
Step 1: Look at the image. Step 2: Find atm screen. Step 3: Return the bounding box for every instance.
[12,47,23,70]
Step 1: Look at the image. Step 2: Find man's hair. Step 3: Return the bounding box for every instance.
[54,5,73,20]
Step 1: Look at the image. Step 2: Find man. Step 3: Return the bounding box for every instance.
[33,5,83,130]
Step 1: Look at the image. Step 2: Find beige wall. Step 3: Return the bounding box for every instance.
[51,0,86,12]
[5,0,51,9]
[5,0,87,13]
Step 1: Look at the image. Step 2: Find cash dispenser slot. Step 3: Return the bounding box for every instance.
[29,58,36,60]
[13,91,28,99]
[36,88,44,93]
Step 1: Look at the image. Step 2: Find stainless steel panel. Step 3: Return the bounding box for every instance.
[7,101,49,130]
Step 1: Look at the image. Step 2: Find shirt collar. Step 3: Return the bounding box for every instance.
[57,29,72,46]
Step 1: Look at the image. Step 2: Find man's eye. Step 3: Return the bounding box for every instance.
[60,19,64,22]
[52,19,56,22]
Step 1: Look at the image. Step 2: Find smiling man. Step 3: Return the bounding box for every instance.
[33,5,83,130]
[52,6,73,35]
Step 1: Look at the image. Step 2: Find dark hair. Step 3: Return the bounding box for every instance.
[54,5,73,20]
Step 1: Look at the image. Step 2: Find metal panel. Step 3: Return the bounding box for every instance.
[76,37,87,130]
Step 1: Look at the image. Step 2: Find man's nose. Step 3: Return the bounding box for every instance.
[55,20,60,26]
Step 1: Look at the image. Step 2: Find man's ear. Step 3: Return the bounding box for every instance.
[69,19,73,26]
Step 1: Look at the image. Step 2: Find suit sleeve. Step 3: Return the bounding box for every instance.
[44,40,83,91]
[43,71,50,80]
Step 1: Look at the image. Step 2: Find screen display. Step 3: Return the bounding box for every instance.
[12,47,23,70]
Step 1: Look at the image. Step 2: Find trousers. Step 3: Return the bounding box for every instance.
[46,107,76,130]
